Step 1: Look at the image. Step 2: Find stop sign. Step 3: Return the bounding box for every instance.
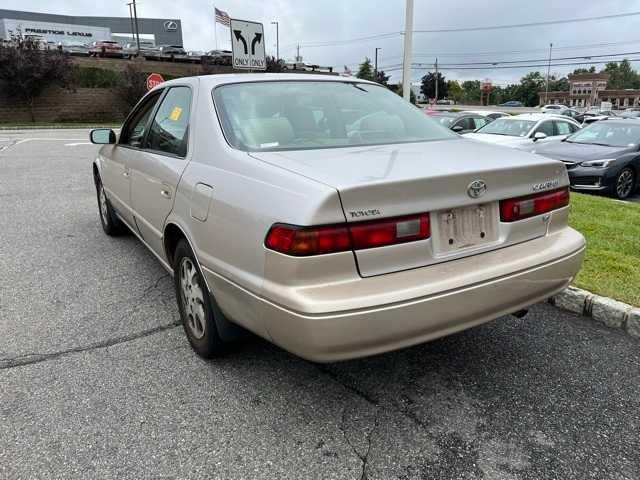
[146,73,165,91]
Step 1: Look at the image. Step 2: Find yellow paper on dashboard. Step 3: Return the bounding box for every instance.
[169,106,183,121]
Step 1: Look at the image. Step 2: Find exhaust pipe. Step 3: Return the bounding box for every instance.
[512,309,529,318]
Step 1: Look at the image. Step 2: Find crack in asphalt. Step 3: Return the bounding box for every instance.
[0,321,181,370]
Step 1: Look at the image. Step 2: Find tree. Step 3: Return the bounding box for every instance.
[356,57,374,81]
[374,69,390,86]
[461,80,481,103]
[518,71,546,106]
[604,59,639,89]
[266,55,285,73]
[420,72,447,100]
[0,45,72,122]
[571,66,596,75]
[116,63,148,110]
[446,80,463,103]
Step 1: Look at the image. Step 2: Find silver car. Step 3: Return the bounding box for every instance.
[90,74,585,362]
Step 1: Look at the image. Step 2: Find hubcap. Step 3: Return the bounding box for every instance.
[99,185,109,222]
[617,169,634,198]
[179,257,206,340]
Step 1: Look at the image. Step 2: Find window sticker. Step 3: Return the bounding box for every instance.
[169,106,183,121]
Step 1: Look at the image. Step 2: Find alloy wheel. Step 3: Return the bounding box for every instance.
[179,257,206,340]
[99,184,109,222]
[616,169,634,199]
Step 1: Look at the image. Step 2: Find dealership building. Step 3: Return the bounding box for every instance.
[0,8,182,46]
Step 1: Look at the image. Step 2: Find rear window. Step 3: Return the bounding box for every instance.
[213,81,456,151]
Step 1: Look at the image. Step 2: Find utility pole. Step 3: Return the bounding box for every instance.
[132,0,141,55]
[402,0,414,102]
[271,21,279,60]
[545,42,553,104]
[374,47,381,77]
[127,3,135,49]
[435,58,439,101]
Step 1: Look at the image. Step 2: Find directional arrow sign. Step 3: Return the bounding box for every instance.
[229,19,266,70]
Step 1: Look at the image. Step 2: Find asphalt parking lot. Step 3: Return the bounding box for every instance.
[1,129,639,480]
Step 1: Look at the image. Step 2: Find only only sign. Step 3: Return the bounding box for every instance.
[230,19,266,70]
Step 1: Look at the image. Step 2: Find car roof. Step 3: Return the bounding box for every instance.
[512,113,566,121]
[159,73,380,90]
[462,110,507,116]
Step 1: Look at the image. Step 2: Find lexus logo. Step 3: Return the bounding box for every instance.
[163,20,178,32]
[467,180,487,199]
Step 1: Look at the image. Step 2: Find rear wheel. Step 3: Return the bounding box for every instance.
[95,176,125,235]
[614,167,635,199]
[173,240,228,358]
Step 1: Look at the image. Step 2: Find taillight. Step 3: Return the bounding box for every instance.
[500,187,570,222]
[265,213,430,256]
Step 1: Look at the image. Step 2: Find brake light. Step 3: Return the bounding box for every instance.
[265,213,430,256]
[500,187,570,222]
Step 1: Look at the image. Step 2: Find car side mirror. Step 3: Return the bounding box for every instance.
[452,125,464,132]
[532,132,547,141]
[90,128,116,144]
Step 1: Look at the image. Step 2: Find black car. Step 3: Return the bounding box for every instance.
[430,112,489,134]
[531,119,640,199]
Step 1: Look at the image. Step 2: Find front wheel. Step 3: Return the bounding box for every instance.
[173,240,228,358]
[613,167,635,199]
[95,177,125,235]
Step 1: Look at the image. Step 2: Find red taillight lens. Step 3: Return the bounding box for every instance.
[350,214,430,249]
[265,213,431,256]
[500,187,570,222]
[265,224,351,256]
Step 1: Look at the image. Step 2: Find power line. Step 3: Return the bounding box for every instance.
[382,58,640,72]
[412,11,640,34]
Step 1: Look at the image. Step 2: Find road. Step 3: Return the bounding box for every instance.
[1,129,639,480]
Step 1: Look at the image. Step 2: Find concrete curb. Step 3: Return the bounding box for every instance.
[549,286,640,338]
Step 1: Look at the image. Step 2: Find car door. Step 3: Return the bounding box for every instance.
[128,85,194,257]
[101,90,163,227]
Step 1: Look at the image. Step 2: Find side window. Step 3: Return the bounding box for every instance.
[455,118,473,131]
[473,117,488,129]
[535,120,555,137]
[146,86,192,157]
[554,121,572,135]
[568,122,580,133]
[119,91,162,147]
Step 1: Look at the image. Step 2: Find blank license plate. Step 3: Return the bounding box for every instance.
[433,203,499,254]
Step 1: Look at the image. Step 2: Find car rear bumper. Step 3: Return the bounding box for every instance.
[255,226,585,362]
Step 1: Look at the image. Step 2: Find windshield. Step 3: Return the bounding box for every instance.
[213,81,456,151]
[475,118,536,137]
[566,122,640,147]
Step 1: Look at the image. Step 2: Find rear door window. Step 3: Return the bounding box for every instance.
[554,121,573,135]
[472,117,488,129]
[145,86,192,157]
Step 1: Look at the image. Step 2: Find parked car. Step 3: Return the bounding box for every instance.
[461,110,511,121]
[89,74,584,362]
[543,107,582,121]
[530,119,640,199]
[463,114,581,148]
[430,112,490,133]
[89,41,123,58]
[207,49,232,65]
[500,100,524,107]
[60,41,90,56]
[541,104,565,112]
[122,41,157,59]
[157,44,187,61]
[620,111,640,119]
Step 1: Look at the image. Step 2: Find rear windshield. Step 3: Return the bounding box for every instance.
[476,118,536,137]
[213,81,456,151]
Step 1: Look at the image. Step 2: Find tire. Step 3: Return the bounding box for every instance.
[613,167,635,199]
[95,176,126,235]
[173,239,228,358]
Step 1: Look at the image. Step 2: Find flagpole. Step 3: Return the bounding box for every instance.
[213,5,218,49]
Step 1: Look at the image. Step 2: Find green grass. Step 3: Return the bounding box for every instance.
[569,192,640,306]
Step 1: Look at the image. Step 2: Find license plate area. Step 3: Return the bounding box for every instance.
[432,202,500,256]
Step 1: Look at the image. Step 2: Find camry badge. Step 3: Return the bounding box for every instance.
[467,180,487,199]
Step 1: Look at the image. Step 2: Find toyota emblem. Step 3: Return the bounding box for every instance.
[467,180,487,199]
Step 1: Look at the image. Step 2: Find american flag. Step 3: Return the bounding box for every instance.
[215,7,230,26]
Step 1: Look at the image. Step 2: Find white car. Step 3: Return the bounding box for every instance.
[463,114,581,149]
[462,110,511,121]
[89,74,585,362]
[541,104,564,112]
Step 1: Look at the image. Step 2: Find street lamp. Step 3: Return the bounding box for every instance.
[271,21,279,60]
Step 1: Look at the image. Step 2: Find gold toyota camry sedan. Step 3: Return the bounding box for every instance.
[90,74,585,362]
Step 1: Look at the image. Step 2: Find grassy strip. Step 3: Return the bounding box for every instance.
[569,192,640,307]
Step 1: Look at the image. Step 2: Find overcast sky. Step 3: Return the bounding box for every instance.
[5,0,640,85]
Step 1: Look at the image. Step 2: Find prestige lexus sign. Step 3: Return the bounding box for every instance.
[24,27,93,38]
[1,19,112,42]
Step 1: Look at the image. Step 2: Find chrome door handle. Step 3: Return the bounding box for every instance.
[160,189,172,199]
[122,171,130,178]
